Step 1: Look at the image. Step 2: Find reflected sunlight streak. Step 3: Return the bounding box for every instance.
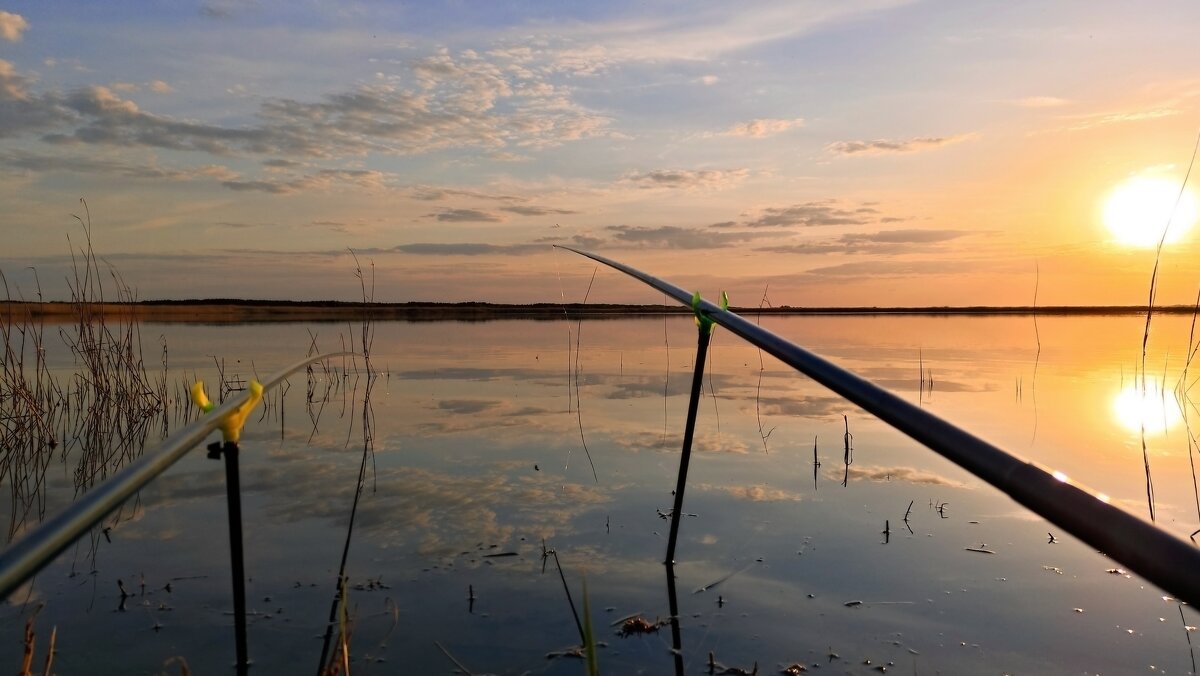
[1112,382,1183,435]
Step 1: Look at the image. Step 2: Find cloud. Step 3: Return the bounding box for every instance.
[395,243,543,256]
[702,484,803,502]
[838,229,970,244]
[606,225,765,249]
[0,51,614,158]
[755,229,972,256]
[750,395,844,417]
[754,243,850,255]
[737,200,874,228]
[0,11,28,42]
[199,1,253,19]
[805,259,974,277]
[432,208,505,222]
[827,133,976,156]
[719,117,804,138]
[148,80,174,94]
[1067,107,1180,131]
[0,149,237,182]
[222,179,289,193]
[839,464,966,488]
[526,1,914,66]
[1014,96,1069,108]
[614,430,749,455]
[570,234,605,248]
[0,61,77,136]
[499,205,578,216]
[410,187,525,202]
[437,399,501,415]
[622,168,748,190]
[698,75,720,86]
[219,168,389,194]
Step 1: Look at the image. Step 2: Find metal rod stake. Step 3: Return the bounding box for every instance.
[211,441,249,673]
[665,328,710,565]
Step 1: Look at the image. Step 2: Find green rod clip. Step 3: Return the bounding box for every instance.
[691,290,729,335]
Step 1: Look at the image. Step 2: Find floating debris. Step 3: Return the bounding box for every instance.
[964,546,995,554]
[1042,566,1064,575]
[781,663,808,674]
[844,600,863,607]
[617,615,665,637]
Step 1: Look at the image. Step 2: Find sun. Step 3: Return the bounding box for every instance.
[1103,176,1199,247]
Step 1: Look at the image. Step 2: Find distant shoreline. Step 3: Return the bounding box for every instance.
[1,299,1195,323]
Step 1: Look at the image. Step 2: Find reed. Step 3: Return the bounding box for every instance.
[0,201,179,543]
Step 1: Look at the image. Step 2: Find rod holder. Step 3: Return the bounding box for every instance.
[209,441,249,674]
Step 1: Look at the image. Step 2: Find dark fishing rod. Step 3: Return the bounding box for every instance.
[555,245,1200,607]
[0,351,356,601]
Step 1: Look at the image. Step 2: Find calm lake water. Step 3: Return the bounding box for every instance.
[4,313,1200,674]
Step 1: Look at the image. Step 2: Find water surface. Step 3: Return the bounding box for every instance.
[3,314,1200,674]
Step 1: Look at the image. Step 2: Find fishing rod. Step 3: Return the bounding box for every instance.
[556,245,1200,607]
[0,351,356,600]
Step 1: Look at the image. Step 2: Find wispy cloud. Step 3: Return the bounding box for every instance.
[805,259,974,277]
[431,208,505,223]
[622,168,748,190]
[395,243,543,256]
[756,229,972,256]
[839,464,966,487]
[736,200,874,228]
[717,117,804,138]
[499,205,578,216]
[527,1,914,65]
[701,484,803,502]
[0,11,28,42]
[409,187,526,202]
[606,225,766,249]
[1067,106,1180,131]
[1013,96,1070,108]
[827,133,976,156]
[219,169,389,194]
[0,52,614,159]
[840,228,970,244]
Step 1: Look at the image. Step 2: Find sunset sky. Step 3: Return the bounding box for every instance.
[2,1,1200,305]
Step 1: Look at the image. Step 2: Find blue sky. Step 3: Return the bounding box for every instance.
[2,1,1200,304]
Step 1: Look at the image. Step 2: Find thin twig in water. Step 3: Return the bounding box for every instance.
[1031,261,1041,444]
[754,285,774,452]
[549,549,586,644]
[1139,128,1200,521]
[569,267,599,483]
[434,641,476,676]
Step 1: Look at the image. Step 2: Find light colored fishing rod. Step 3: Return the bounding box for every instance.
[556,245,1200,607]
[0,351,356,600]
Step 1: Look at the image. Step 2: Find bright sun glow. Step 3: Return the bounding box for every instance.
[1112,383,1182,435]
[1103,177,1198,247]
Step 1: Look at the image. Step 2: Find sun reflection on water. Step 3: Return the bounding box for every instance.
[1112,382,1182,435]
